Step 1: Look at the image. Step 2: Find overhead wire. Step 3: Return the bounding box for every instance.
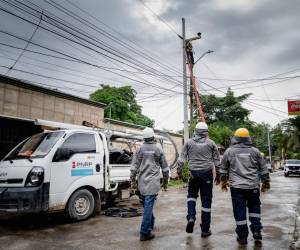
[0,47,149,86]
[196,68,289,120]
[0,30,182,94]
[63,0,181,76]
[0,0,183,91]
[5,11,43,75]
[137,0,180,37]
[18,0,184,87]
[200,79,287,115]
[0,0,294,120]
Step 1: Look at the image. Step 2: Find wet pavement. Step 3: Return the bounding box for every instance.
[0,172,299,250]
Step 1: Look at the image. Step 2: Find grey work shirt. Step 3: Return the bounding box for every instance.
[177,133,221,173]
[130,141,169,196]
[221,143,269,189]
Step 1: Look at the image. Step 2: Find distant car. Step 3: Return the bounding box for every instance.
[284,159,300,177]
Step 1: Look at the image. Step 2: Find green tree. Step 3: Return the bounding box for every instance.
[199,89,252,130]
[271,116,300,159]
[90,85,154,127]
[208,123,233,149]
[191,89,252,147]
[250,123,269,154]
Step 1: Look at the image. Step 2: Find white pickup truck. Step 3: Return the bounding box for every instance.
[0,127,142,221]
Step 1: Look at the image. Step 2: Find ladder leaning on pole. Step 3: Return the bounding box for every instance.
[185,50,206,122]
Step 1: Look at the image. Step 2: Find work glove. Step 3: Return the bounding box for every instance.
[220,180,229,192]
[130,178,138,195]
[214,172,221,185]
[177,168,183,180]
[261,180,270,192]
[162,179,168,191]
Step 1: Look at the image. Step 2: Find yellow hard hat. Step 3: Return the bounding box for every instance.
[260,152,265,157]
[234,128,250,138]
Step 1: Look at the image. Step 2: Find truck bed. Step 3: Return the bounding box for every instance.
[108,164,131,183]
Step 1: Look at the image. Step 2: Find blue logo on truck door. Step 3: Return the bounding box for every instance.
[71,161,94,176]
[71,169,93,176]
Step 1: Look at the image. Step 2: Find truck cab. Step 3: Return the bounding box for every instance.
[0,129,132,221]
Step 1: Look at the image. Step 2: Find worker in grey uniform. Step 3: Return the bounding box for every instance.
[220,128,270,245]
[177,122,221,237]
[130,127,169,241]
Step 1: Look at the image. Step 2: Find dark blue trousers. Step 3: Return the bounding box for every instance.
[187,170,213,233]
[230,187,262,239]
[140,195,156,235]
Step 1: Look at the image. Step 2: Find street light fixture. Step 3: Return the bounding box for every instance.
[194,50,214,65]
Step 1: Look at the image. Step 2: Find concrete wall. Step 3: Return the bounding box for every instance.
[0,78,182,171]
[0,82,104,127]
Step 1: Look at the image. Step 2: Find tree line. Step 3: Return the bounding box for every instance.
[90,85,299,160]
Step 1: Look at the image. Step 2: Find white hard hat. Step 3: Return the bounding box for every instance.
[195,122,208,131]
[142,127,155,139]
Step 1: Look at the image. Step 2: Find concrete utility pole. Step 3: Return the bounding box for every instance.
[267,129,272,165]
[182,18,188,143]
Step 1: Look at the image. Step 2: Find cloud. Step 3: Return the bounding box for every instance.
[0,0,299,130]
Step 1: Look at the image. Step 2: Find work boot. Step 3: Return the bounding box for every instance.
[140,233,155,241]
[253,231,262,241]
[237,237,248,245]
[201,229,212,238]
[186,219,195,233]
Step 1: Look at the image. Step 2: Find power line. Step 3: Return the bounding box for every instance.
[245,101,286,119]
[27,0,184,87]
[202,69,300,92]
[137,0,180,36]
[0,65,100,88]
[0,48,147,86]
[5,11,43,75]
[60,0,182,76]
[0,73,94,95]
[41,0,184,89]
[196,75,300,82]
[0,30,182,94]
[196,78,288,118]
[0,0,183,88]
[230,76,300,91]
[0,52,173,97]
[0,41,177,78]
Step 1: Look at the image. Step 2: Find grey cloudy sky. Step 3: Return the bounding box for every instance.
[0,0,299,131]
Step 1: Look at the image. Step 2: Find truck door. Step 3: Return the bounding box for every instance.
[50,132,103,208]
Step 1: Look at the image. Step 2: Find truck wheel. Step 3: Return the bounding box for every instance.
[66,189,95,221]
[284,172,289,177]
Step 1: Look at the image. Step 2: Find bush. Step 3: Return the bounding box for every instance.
[182,162,190,183]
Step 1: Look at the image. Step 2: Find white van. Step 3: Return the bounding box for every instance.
[0,128,134,221]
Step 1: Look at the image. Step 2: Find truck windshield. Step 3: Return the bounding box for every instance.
[4,131,64,161]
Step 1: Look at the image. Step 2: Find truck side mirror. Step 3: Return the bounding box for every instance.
[53,148,72,162]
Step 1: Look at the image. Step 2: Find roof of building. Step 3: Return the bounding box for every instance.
[104,118,183,138]
[0,74,106,108]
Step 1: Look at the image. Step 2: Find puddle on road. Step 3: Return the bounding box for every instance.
[263,225,284,238]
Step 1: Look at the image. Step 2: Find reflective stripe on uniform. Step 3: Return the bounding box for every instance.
[201,207,211,212]
[162,168,169,172]
[236,220,247,226]
[187,198,197,203]
[248,213,261,218]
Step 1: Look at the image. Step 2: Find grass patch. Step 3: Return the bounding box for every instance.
[168,179,185,188]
